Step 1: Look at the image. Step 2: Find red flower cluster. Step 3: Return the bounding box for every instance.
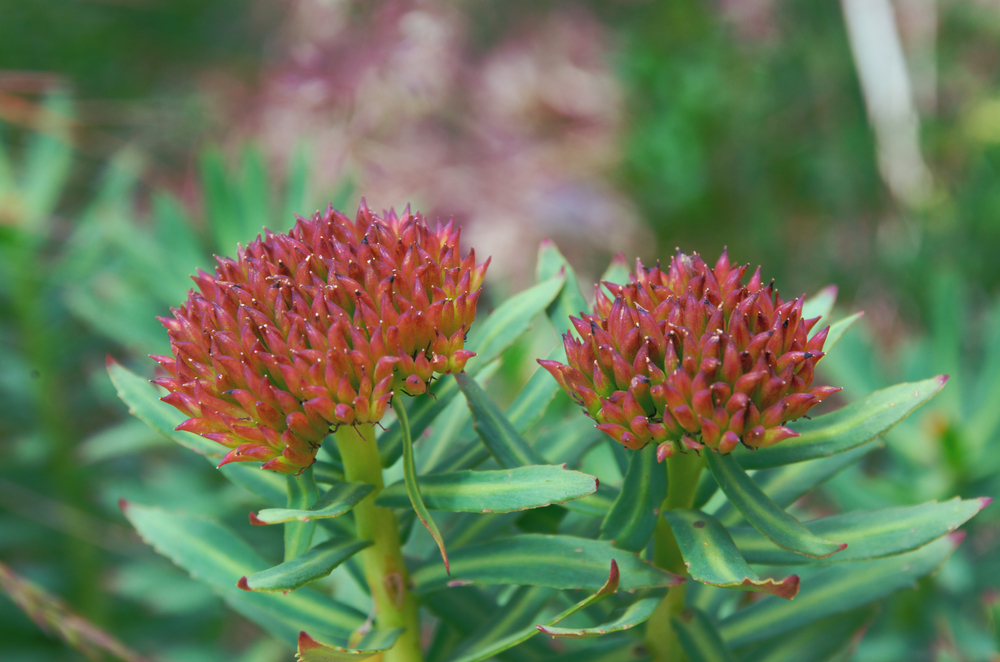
[539,251,839,459]
[152,202,488,474]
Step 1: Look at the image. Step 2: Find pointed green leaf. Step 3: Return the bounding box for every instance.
[545,638,651,662]
[663,510,798,599]
[21,90,73,232]
[455,372,547,469]
[252,482,375,525]
[444,561,620,662]
[730,498,989,565]
[446,585,556,661]
[220,463,288,506]
[537,593,662,638]
[466,273,566,368]
[240,537,371,593]
[121,502,365,645]
[237,145,271,240]
[297,629,403,661]
[734,377,947,469]
[705,452,845,559]
[396,394,449,572]
[537,240,591,335]
[567,483,619,518]
[376,465,598,513]
[199,147,243,252]
[739,607,876,662]
[107,359,223,458]
[823,311,863,351]
[671,608,736,662]
[719,535,960,648]
[600,254,631,287]
[600,444,667,552]
[802,285,838,323]
[504,355,563,435]
[285,468,319,561]
[282,143,312,223]
[412,534,681,593]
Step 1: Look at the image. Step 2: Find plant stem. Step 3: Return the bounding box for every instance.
[645,451,705,662]
[334,424,424,662]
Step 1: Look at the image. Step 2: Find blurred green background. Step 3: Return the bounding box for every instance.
[2,1,1000,660]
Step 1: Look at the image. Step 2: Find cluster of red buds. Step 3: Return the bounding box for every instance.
[539,250,840,460]
[152,202,488,474]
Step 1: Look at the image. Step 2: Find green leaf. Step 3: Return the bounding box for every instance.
[297,629,403,661]
[446,585,556,661]
[237,145,272,240]
[282,143,312,223]
[107,359,223,458]
[545,638,651,662]
[20,90,73,232]
[672,608,736,662]
[466,273,566,368]
[252,482,375,525]
[600,254,631,287]
[285,468,320,561]
[412,534,681,593]
[396,393,449,572]
[220,463,288,506]
[823,311,863,351]
[718,534,960,648]
[733,377,947,469]
[662,510,799,599]
[504,356,563,435]
[200,147,243,252]
[378,367,462,467]
[566,484,619,518]
[444,560,620,662]
[376,465,598,513]
[536,240,591,335]
[730,498,988,565]
[152,192,206,287]
[455,372,547,469]
[739,607,876,662]
[801,285,838,323]
[537,593,662,638]
[705,452,845,559]
[240,537,371,593]
[600,444,667,552]
[121,502,365,645]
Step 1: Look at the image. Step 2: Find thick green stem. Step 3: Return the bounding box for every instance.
[334,424,423,662]
[645,451,705,662]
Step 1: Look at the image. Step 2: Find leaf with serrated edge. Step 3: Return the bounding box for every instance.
[734,376,947,469]
[238,537,371,592]
[705,452,845,559]
[107,359,222,458]
[251,482,375,525]
[718,534,960,648]
[730,497,990,565]
[296,629,403,661]
[672,607,736,662]
[600,444,667,552]
[396,393,449,572]
[823,311,863,351]
[375,465,597,513]
[412,534,681,593]
[537,594,662,638]
[663,509,798,599]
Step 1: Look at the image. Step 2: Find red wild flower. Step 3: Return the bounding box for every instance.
[539,250,840,460]
[152,202,489,474]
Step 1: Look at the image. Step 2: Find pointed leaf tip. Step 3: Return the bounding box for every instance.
[938,374,950,385]
[118,498,129,512]
[106,355,119,368]
[249,511,267,526]
[948,530,967,545]
[297,631,322,652]
[237,576,251,591]
[979,497,993,510]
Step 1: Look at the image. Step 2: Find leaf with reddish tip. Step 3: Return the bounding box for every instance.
[537,593,662,639]
[107,359,222,458]
[395,393,449,573]
[734,377,947,469]
[296,628,403,661]
[663,509,799,599]
[600,443,667,552]
[823,310,864,351]
[706,452,846,559]
[240,537,371,593]
[671,608,736,662]
[252,482,374,525]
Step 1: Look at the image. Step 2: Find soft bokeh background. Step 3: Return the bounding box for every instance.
[3,1,1000,660]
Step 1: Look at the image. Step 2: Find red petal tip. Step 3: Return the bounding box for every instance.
[236,577,251,591]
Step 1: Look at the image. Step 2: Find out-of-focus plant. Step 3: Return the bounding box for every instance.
[107,196,987,662]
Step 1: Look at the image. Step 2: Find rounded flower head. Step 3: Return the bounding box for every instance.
[539,250,839,460]
[152,201,489,474]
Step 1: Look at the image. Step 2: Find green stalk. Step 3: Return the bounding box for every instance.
[646,451,705,662]
[334,424,424,662]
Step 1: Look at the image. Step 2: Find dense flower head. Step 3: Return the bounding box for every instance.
[539,250,840,460]
[152,201,489,474]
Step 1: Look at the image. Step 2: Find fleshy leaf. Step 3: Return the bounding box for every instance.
[718,534,960,648]
[600,253,631,287]
[734,377,947,469]
[600,443,667,552]
[730,498,989,565]
[375,465,598,513]
[444,585,556,662]
[739,608,876,662]
[395,393,449,572]
[239,537,371,593]
[537,240,591,336]
[455,372,547,468]
[285,468,319,561]
[412,534,681,593]
[671,608,736,662]
[662,509,799,599]
[251,482,375,525]
[537,593,663,638]
[705,452,845,559]
[296,629,403,661]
